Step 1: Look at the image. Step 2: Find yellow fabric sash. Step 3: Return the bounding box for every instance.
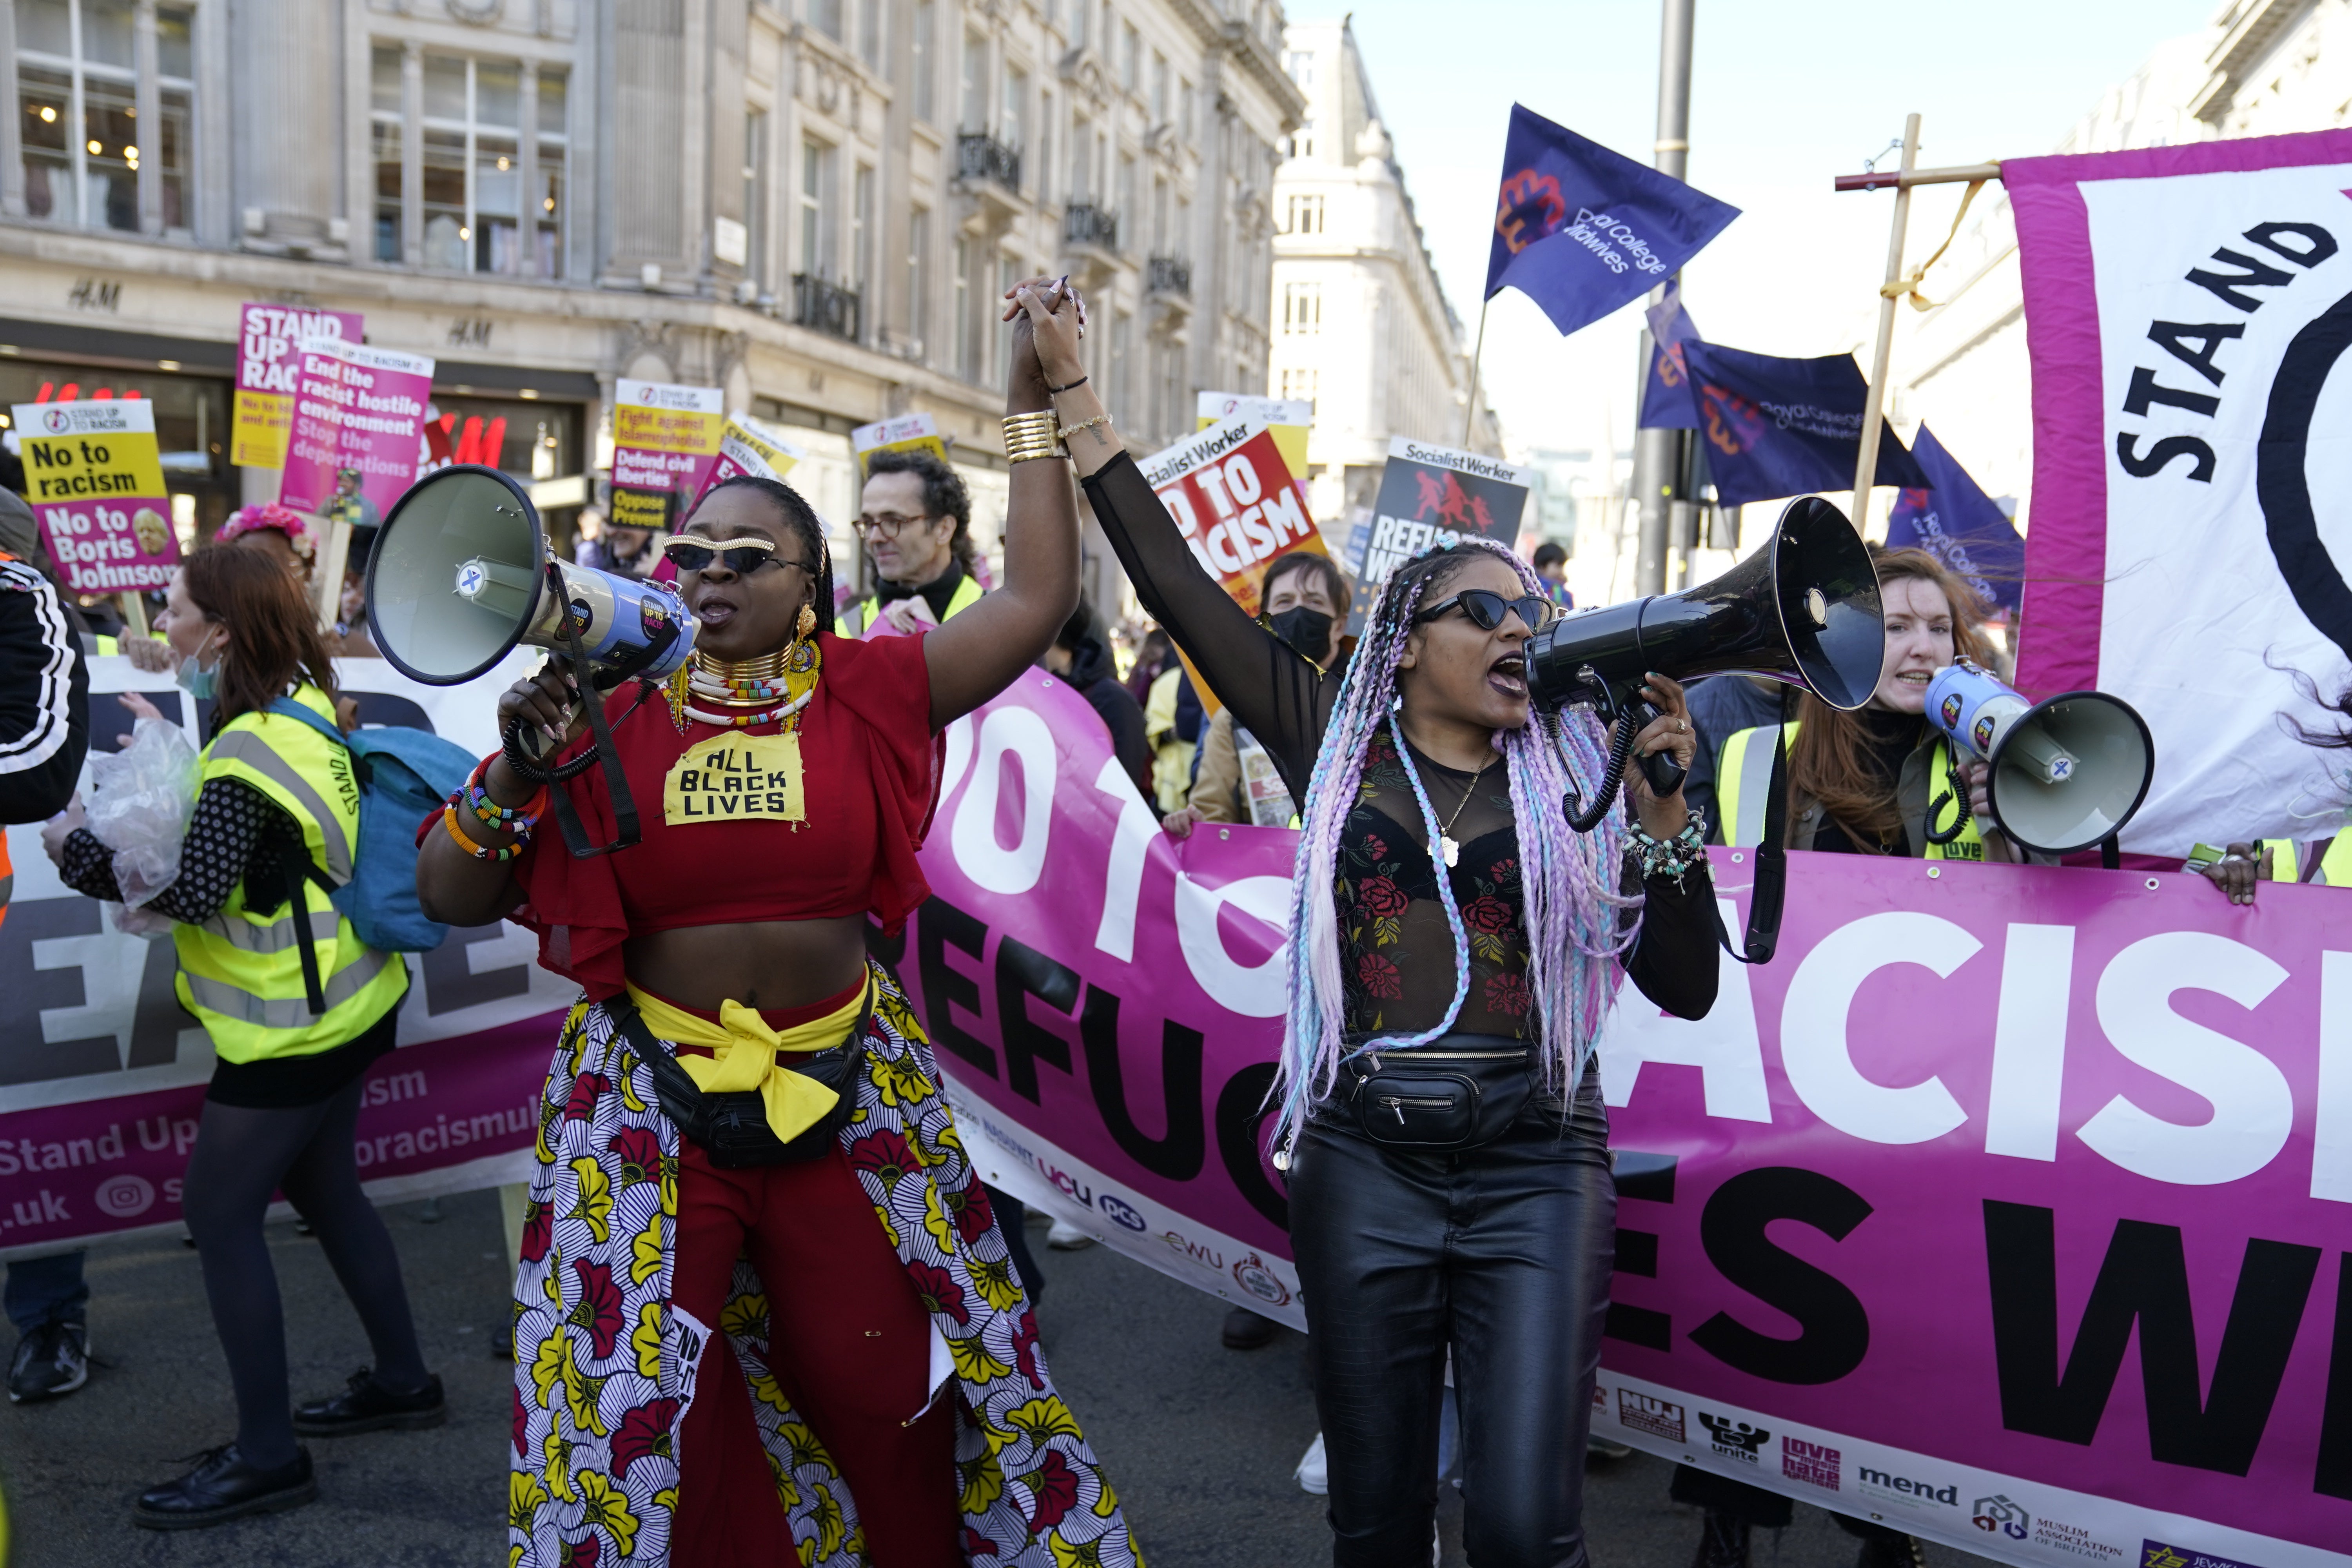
[626,976,872,1145]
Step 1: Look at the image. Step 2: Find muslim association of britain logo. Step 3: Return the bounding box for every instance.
[1699,1413,1770,1463]
[1973,1496,2030,1543]
[1231,1252,1290,1307]
[1617,1390,1684,1443]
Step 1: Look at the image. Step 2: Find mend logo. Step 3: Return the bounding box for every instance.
[1782,1438,1840,1490]
[1857,1465,1959,1508]
[1617,1390,1684,1443]
[1698,1413,1769,1463]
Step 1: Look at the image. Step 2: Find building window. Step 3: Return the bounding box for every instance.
[908,206,930,356]
[955,237,973,380]
[1283,282,1320,334]
[851,163,874,334]
[800,137,833,279]
[1288,118,1316,160]
[370,46,404,261]
[960,33,988,133]
[1151,52,1168,125]
[911,0,935,122]
[408,53,556,275]
[535,69,567,278]
[1179,77,1194,141]
[1281,367,1318,401]
[1002,64,1028,156]
[1071,0,1088,51]
[1111,311,1133,425]
[1037,91,1054,203]
[743,111,768,289]
[1117,153,1136,240]
[1120,22,1140,93]
[858,0,882,70]
[811,0,844,44]
[1283,194,1323,235]
[996,250,1022,384]
[1068,114,1090,200]
[18,0,195,232]
[1284,49,1315,89]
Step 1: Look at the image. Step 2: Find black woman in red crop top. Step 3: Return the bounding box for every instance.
[416,281,1143,1568]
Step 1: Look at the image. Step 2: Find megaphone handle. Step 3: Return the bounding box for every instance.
[1626,700,1687,800]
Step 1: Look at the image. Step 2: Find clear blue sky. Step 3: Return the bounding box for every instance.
[1292,0,2223,457]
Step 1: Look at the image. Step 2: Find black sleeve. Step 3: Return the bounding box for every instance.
[56,778,290,924]
[1082,453,1332,803]
[0,565,89,827]
[1621,859,1720,1020]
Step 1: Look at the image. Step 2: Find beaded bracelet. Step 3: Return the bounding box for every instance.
[442,803,525,862]
[464,755,550,832]
[1629,813,1708,889]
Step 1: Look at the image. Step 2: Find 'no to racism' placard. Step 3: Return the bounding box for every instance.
[11,398,178,594]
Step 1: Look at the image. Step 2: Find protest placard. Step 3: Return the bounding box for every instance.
[230,303,364,470]
[11,398,177,595]
[851,412,952,475]
[1346,436,1533,630]
[1194,392,1312,488]
[278,337,434,528]
[688,411,806,509]
[610,379,724,532]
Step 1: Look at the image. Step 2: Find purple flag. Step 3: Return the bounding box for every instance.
[1639,285,1701,430]
[1681,340,1929,507]
[1485,104,1739,338]
[1886,425,2024,613]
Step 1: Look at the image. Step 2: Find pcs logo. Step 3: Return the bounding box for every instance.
[1972,1496,2029,1542]
[1096,1193,1147,1232]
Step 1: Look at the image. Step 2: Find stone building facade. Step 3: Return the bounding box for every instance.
[1265,18,1496,540]
[0,0,1303,612]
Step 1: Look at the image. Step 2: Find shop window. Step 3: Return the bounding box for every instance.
[385,49,567,278]
[16,0,195,234]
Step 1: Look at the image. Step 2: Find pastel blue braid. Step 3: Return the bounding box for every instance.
[1269,537,1642,1150]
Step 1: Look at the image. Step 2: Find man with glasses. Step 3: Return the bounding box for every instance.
[838,449,985,637]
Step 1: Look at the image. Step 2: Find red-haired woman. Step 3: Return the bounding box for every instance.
[43,546,435,1528]
[415,281,1139,1566]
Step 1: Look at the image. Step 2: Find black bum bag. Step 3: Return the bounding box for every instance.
[1317,1036,1544,1154]
[604,992,870,1168]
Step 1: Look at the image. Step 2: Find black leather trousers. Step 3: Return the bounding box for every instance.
[1290,1055,1613,1568]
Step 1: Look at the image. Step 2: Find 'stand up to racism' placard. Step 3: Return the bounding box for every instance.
[11,399,177,593]
[230,303,363,470]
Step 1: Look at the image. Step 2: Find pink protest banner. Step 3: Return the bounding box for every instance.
[0,654,570,1257]
[230,302,363,470]
[903,669,2352,1565]
[279,336,436,526]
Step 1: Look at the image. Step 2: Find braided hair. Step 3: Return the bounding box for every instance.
[699,474,836,637]
[1270,536,1639,1150]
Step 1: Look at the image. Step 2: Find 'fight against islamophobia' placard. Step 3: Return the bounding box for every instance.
[851,412,952,475]
[230,303,363,470]
[279,337,436,528]
[12,398,177,594]
[610,379,724,532]
[688,413,806,511]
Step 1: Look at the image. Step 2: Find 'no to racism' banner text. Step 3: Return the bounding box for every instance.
[12,398,177,595]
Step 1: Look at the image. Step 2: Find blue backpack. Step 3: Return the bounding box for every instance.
[267,698,477,955]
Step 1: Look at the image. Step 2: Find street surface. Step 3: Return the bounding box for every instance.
[0,1189,2004,1568]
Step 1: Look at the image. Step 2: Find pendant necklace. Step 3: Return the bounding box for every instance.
[1419,746,1493,870]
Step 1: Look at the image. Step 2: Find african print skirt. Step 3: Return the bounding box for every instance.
[508,960,1143,1568]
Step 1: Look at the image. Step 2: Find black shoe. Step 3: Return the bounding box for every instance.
[7,1319,88,1403]
[1587,1437,1635,1462]
[1221,1305,1278,1350]
[1856,1534,1927,1568]
[132,1444,316,1529]
[1693,1510,1751,1568]
[293,1366,446,1436]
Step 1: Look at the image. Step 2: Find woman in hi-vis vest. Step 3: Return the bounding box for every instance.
[41,547,435,1530]
[1686,544,2015,1568]
[1710,546,2022,867]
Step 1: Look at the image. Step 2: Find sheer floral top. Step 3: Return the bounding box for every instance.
[1081,452,1718,1039]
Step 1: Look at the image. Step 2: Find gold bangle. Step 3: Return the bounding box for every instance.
[1002,410,1065,463]
[1058,412,1110,444]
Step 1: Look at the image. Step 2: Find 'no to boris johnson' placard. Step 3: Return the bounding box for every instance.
[11,398,178,594]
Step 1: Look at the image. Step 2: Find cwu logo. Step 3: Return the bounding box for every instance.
[1973,1496,2030,1541]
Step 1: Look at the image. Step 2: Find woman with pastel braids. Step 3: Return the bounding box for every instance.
[417,278,1139,1567]
[1080,420,1720,1562]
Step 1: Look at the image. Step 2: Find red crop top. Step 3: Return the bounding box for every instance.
[507,630,941,998]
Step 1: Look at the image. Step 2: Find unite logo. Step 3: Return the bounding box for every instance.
[1699,1412,1770,1462]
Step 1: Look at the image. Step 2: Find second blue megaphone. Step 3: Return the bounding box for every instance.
[1922,659,2155,856]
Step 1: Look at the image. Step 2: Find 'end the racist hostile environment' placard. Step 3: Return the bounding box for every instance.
[12,398,178,594]
[278,337,436,526]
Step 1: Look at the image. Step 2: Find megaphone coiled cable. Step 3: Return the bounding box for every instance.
[1560,711,1638,835]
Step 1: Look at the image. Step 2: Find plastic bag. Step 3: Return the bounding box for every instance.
[85,716,198,910]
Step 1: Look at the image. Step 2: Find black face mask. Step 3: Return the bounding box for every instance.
[1266,605,1333,664]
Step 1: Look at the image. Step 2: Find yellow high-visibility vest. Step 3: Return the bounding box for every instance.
[835,572,984,637]
[2309,830,2352,886]
[172,684,407,1060]
[1717,720,1986,861]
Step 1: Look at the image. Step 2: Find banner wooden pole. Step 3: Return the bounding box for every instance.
[313,513,352,633]
[1851,113,1922,539]
[1461,297,1492,448]
[116,592,149,640]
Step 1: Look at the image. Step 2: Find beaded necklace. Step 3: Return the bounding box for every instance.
[664,637,822,731]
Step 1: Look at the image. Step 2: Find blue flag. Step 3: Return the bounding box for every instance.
[1639,284,1701,430]
[1679,340,1930,507]
[1885,425,2024,613]
[1485,104,1740,338]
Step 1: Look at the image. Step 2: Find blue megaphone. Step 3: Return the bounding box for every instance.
[1923,659,2154,856]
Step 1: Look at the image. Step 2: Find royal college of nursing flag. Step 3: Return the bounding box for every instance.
[1485,104,1740,338]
